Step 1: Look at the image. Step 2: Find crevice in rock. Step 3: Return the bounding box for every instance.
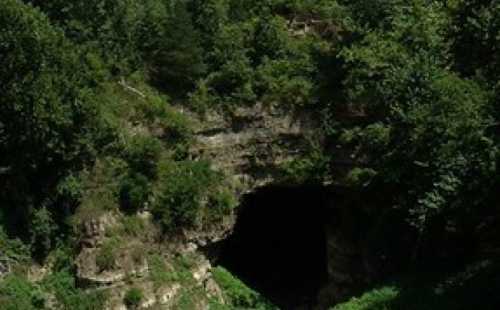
[213,185,330,309]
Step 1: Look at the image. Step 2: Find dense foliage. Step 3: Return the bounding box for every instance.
[0,0,102,243]
[211,266,277,309]
[0,0,499,308]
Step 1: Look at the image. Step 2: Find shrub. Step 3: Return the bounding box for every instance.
[175,287,207,310]
[188,80,216,114]
[124,287,143,309]
[176,289,197,310]
[148,254,168,285]
[172,255,195,284]
[120,216,146,237]
[96,239,119,272]
[157,107,193,147]
[49,245,75,273]
[282,149,330,184]
[42,270,107,310]
[119,173,150,214]
[125,135,162,179]
[0,274,45,310]
[152,161,221,232]
[29,207,56,258]
[332,286,399,310]
[0,228,30,264]
[206,189,237,221]
[75,157,128,223]
[212,267,276,309]
[148,254,174,287]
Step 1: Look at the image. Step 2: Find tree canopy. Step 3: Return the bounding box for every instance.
[1,0,500,308]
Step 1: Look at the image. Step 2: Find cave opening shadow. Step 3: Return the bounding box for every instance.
[217,186,329,309]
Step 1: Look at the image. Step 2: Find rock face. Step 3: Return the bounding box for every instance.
[189,104,377,308]
[75,213,121,286]
[188,104,392,308]
[79,213,118,248]
[73,210,224,309]
[70,103,383,309]
[189,102,320,194]
[180,103,323,252]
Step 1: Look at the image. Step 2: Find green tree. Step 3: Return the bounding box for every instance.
[29,207,56,257]
[450,0,500,116]
[450,0,500,81]
[0,0,100,234]
[27,0,141,71]
[143,0,206,94]
[336,0,497,258]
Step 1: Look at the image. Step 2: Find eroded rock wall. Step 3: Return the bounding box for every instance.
[71,103,389,309]
[189,103,320,194]
[188,104,382,308]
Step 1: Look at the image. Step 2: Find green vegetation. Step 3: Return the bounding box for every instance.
[333,261,500,310]
[0,229,30,266]
[119,215,147,237]
[282,148,331,184]
[0,0,499,308]
[42,270,107,310]
[0,264,105,310]
[147,253,196,290]
[148,254,174,287]
[152,160,230,232]
[332,286,398,310]
[96,238,119,272]
[124,287,143,309]
[0,274,45,310]
[0,0,103,243]
[212,267,277,309]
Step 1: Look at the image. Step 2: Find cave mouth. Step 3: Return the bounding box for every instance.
[216,185,329,309]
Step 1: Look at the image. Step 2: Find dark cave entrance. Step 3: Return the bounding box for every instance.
[216,186,329,309]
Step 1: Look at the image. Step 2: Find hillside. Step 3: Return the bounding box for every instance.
[1,0,499,309]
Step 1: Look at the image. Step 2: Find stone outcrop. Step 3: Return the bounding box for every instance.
[73,210,224,309]
[76,246,149,287]
[71,102,380,309]
[187,104,381,308]
[106,282,183,310]
[176,103,324,252]
[79,213,118,248]
[189,102,320,195]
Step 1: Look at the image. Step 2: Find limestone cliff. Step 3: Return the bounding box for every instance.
[70,102,386,309]
[188,102,320,194]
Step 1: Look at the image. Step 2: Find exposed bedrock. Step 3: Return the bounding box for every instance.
[188,105,402,309]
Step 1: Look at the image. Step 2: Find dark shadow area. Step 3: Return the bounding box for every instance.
[217,186,329,309]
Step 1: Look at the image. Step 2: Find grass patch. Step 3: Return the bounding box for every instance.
[124,287,143,309]
[212,267,277,310]
[332,261,500,310]
[332,286,398,310]
[96,238,120,272]
[148,254,176,288]
[42,270,107,310]
[0,274,45,310]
